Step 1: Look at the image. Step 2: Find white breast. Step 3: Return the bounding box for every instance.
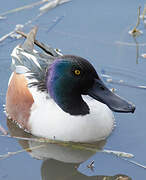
[28,86,115,143]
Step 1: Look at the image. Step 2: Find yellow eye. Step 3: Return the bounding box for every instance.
[74,69,81,75]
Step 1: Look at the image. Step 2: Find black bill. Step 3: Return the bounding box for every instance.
[87,78,135,113]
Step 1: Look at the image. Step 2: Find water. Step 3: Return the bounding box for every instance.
[0,0,146,179]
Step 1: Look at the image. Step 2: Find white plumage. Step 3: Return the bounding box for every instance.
[28,84,115,142]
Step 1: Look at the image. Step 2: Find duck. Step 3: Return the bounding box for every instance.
[6,27,135,143]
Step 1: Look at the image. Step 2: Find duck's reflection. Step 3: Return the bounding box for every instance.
[7,119,132,180]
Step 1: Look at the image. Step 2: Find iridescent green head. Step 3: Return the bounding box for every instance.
[46,55,135,115]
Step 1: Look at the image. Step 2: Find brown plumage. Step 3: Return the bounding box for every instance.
[6,72,34,130]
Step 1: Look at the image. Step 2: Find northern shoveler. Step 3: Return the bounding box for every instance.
[6,27,135,142]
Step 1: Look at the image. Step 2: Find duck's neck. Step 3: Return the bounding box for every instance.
[53,93,90,115]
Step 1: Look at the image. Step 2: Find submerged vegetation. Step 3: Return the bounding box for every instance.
[116,4,146,63]
[129,6,142,37]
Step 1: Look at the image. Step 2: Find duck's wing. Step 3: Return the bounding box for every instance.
[11,27,62,92]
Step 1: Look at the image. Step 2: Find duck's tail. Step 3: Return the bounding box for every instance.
[10,27,62,92]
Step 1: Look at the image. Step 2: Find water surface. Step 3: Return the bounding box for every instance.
[0,0,146,179]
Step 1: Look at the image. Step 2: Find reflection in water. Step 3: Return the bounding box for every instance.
[7,119,132,180]
[133,36,139,64]
[41,159,131,180]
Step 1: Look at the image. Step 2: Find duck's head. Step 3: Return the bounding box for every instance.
[46,55,135,115]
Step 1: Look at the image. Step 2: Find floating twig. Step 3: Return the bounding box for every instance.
[0,144,46,160]
[0,133,132,158]
[116,41,146,47]
[0,31,14,43]
[0,24,23,43]
[104,77,146,90]
[129,6,143,37]
[135,6,141,29]
[40,0,71,12]
[123,159,146,169]
[0,125,8,135]
[0,13,44,44]
[102,149,134,158]
[103,150,146,170]
[140,4,146,21]
[133,36,139,64]
[0,134,58,143]
[0,0,48,17]
[0,133,134,158]
[1,133,146,169]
